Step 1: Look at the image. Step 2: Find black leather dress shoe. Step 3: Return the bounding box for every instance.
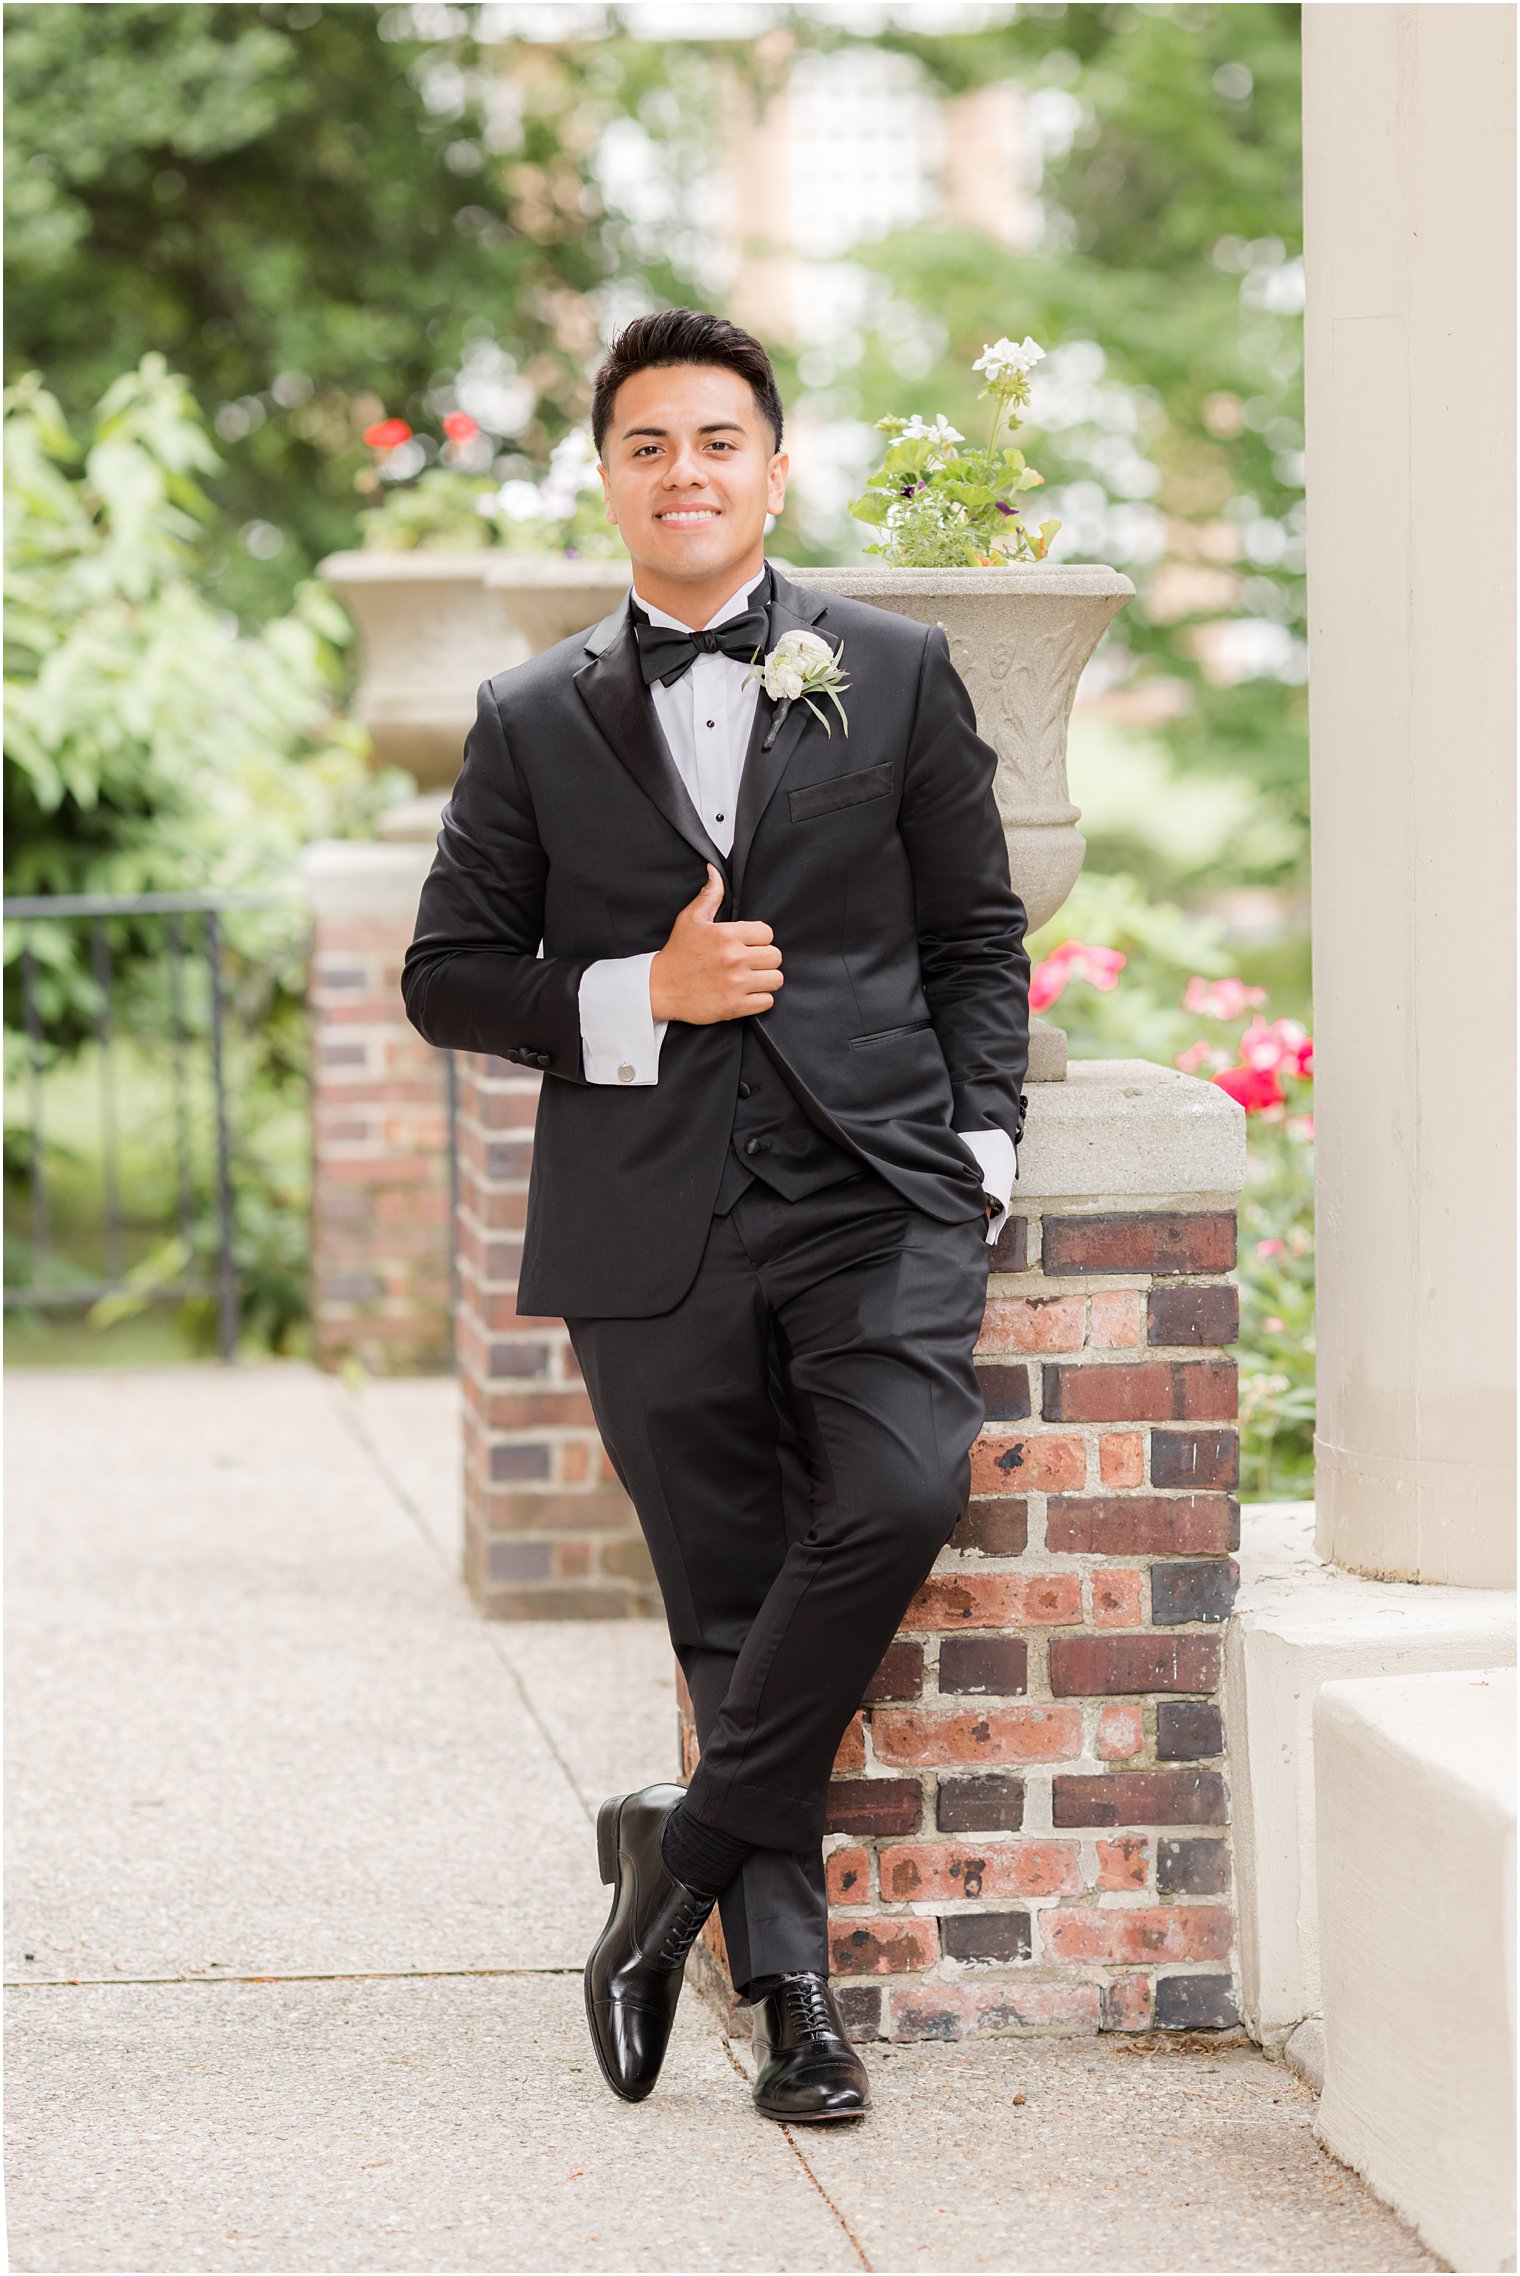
[751,1971,872,2121]
[583,1783,718,2102]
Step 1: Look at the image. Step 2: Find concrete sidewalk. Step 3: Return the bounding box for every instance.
[3,1363,1438,2273]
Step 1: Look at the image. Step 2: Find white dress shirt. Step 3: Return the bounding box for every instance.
[577,568,1017,1242]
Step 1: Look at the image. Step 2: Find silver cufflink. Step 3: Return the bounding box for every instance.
[617,1063,636,1083]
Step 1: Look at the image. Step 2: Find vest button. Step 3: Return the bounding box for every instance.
[737,1082,752,1099]
[744,1137,765,1156]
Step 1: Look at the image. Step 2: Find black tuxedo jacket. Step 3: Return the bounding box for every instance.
[401,563,1031,1318]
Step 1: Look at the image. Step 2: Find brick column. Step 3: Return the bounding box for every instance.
[453,1050,652,1617]
[300,839,453,1374]
[684,1058,1248,2040]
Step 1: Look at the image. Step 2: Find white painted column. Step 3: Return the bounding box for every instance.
[1303,4,1516,1585]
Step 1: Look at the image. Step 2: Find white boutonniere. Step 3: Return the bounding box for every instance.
[745,627,850,752]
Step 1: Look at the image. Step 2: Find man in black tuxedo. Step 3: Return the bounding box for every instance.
[402,309,1030,2122]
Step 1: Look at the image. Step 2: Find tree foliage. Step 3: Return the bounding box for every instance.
[834,5,1307,879]
[3,2,697,619]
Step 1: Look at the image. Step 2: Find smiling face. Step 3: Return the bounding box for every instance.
[597,362,788,624]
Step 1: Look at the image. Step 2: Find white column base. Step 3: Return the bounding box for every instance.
[1225,1504,1515,2048]
[1314,1667,1516,2274]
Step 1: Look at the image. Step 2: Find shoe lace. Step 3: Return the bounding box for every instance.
[653,1888,714,1972]
[780,1974,836,2038]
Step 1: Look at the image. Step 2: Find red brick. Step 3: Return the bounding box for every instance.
[1147,1284,1239,1347]
[878,1840,1081,1902]
[1042,1905,1233,1965]
[937,1774,1025,1833]
[826,1847,873,1905]
[1047,1494,1239,1557]
[987,1215,1029,1273]
[1091,1570,1144,1628]
[1096,1704,1145,1760]
[1089,1290,1144,1348]
[890,1981,1103,2039]
[1043,1361,1237,1424]
[979,1295,1085,1353]
[970,1433,1086,1493]
[1102,1976,1155,2031]
[942,1911,1032,1964]
[1042,1212,1236,1276]
[825,1779,924,1837]
[1149,1428,1240,1491]
[903,1573,1081,1630]
[1099,1433,1145,1487]
[938,1635,1028,1696]
[948,1497,1029,1557]
[1096,1836,1151,1891]
[861,1639,925,1702]
[872,1704,1083,1766]
[832,1713,866,1772]
[1049,1634,1220,1697]
[830,1916,940,1977]
[1053,1771,1227,1827]
[1157,1837,1232,1895]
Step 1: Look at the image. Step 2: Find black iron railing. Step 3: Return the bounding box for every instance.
[3,889,293,1361]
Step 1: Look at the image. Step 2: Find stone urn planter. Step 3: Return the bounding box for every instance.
[482,555,631,655]
[801,564,1134,1078]
[317,552,633,830]
[317,552,518,792]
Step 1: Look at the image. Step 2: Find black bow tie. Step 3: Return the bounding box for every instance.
[630,597,770,688]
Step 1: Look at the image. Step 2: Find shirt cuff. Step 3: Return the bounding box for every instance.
[956,1125,1018,1247]
[579,954,668,1084]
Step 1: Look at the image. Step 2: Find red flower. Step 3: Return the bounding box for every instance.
[442,411,479,443]
[1214,1062,1285,1113]
[363,417,413,451]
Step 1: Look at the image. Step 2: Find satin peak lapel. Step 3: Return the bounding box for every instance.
[573,606,727,873]
[730,571,835,905]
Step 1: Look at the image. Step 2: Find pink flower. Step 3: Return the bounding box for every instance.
[1176,1040,1235,1075]
[1030,958,1068,1013]
[443,412,480,443]
[1263,1315,1285,1333]
[1255,1238,1285,1259]
[1214,1061,1285,1113]
[363,417,412,451]
[1286,1113,1315,1141]
[1238,1015,1315,1078]
[1030,939,1126,1012]
[1184,975,1269,1021]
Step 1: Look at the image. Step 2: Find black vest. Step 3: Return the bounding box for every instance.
[712,1021,863,1214]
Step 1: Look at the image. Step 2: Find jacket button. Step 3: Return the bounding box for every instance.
[617,1063,636,1083]
[744,1137,768,1156]
[737,1082,752,1099]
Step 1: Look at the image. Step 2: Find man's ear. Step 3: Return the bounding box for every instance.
[598,461,618,528]
[766,448,789,516]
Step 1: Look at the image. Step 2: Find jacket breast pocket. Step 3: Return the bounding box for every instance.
[788,762,894,822]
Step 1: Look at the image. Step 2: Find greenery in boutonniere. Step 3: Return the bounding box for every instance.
[848,336,1062,568]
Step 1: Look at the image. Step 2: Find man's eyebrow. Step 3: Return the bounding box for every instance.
[619,420,748,440]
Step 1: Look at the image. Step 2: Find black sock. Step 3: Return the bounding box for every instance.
[744,1968,827,2003]
[659,1798,753,1897]
[745,1971,790,2000]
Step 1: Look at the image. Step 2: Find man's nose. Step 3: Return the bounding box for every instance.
[662,445,707,488]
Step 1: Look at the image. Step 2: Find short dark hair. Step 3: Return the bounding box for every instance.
[591,308,784,458]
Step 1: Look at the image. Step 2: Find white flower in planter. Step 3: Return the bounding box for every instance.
[973,335,1046,383]
[899,413,965,446]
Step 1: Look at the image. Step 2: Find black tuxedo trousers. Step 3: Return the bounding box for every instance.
[567,1165,990,1992]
